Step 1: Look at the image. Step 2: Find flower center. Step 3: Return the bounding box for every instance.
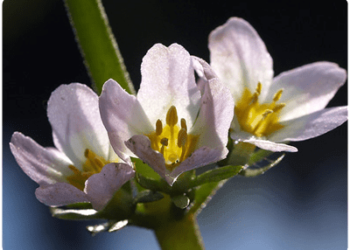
[146,106,198,171]
[235,82,285,138]
[66,149,113,191]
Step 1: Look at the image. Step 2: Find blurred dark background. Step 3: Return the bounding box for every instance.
[3,0,347,249]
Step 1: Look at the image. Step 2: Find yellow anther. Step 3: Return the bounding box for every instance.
[177,128,188,147]
[156,119,163,135]
[273,103,286,112]
[160,138,169,146]
[166,106,178,127]
[68,165,81,175]
[273,89,284,102]
[256,82,262,95]
[181,118,187,132]
[93,158,104,169]
[262,109,273,118]
[84,148,91,158]
[251,92,259,103]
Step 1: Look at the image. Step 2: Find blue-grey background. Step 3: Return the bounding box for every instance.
[3,0,347,249]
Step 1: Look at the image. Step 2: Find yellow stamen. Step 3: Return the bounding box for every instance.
[156,119,163,135]
[235,83,285,138]
[146,106,199,171]
[67,149,113,191]
[166,106,178,127]
[181,118,187,132]
[273,89,284,102]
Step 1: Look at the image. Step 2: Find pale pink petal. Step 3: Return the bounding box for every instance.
[47,83,114,168]
[169,146,228,185]
[99,79,153,161]
[35,182,89,206]
[10,132,73,185]
[269,106,348,142]
[268,62,347,121]
[209,17,273,101]
[84,163,135,211]
[125,135,168,181]
[137,43,201,128]
[191,57,234,150]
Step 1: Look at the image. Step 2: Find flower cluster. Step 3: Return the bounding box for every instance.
[10,17,347,214]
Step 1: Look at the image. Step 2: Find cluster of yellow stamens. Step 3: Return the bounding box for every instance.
[146,106,198,171]
[235,82,286,138]
[66,149,112,191]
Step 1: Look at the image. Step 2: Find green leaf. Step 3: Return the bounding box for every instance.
[64,0,135,95]
[240,154,285,177]
[187,180,227,216]
[171,194,190,209]
[193,165,242,187]
[133,190,164,203]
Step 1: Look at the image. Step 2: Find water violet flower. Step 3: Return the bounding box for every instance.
[10,83,135,210]
[99,43,234,185]
[208,17,347,152]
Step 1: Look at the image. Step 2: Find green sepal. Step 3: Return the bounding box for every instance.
[133,190,164,204]
[135,173,172,194]
[86,220,128,236]
[133,157,161,180]
[187,180,227,215]
[192,165,242,187]
[171,194,190,209]
[240,154,285,177]
[248,149,274,165]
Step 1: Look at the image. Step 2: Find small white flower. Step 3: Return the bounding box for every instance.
[99,43,234,185]
[208,17,347,152]
[10,83,135,210]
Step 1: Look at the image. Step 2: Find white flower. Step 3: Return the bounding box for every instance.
[208,17,347,152]
[10,83,135,211]
[99,43,234,185]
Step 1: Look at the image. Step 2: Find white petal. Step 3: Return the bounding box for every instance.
[191,57,234,150]
[230,131,297,152]
[269,62,347,121]
[269,106,348,142]
[10,132,72,185]
[48,83,113,168]
[35,182,89,206]
[84,163,135,211]
[209,17,273,101]
[99,79,153,161]
[137,43,201,128]
[169,146,228,185]
[125,135,168,181]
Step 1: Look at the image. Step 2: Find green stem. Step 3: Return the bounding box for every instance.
[64,0,135,95]
[155,214,205,250]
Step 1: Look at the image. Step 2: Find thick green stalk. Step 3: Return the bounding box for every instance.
[64,0,135,95]
[155,214,204,250]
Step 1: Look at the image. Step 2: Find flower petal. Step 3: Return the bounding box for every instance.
[230,130,297,152]
[84,163,135,211]
[269,106,348,142]
[191,57,234,150]
[269,62,347,121]
[47,83,115,168]
[35,182,89,206]
[125,135,168,181]
[99,79,153,161]
[169,146,228,185]
[10,132,73,185]
[137,43,201,128]
[209,17,273,101]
